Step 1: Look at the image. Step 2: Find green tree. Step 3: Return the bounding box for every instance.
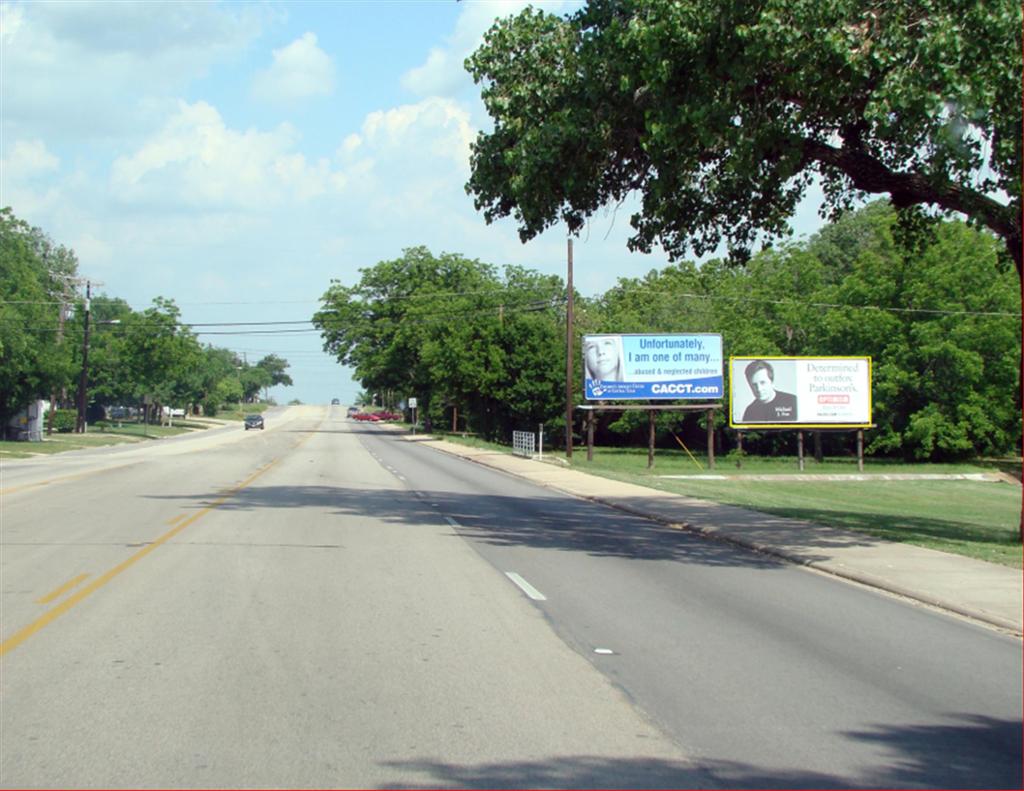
[83,295,136,410]
[466,0,1021,272]
[315,247,499,418]
[193,346,243,415]
[254,354,293,400]
[314,248,567,439]
[212,376,244,412]
[118,298,202,418]
[0,208,78,426]
[239,364,273,403]
[810,207,1019,459]
[257,354,293,387]
[586,202,1019,458]
[419,264,565,438]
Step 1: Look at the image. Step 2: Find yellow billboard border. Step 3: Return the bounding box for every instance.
[728,355,873,430]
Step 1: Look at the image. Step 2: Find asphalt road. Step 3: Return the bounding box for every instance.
[1,405,1020,789]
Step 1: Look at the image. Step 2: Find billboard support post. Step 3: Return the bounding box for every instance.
[857,429,864,472]
[706,409,715,471]
[798,431,805,471]
[578,403,721,468]
[647,410,655,469]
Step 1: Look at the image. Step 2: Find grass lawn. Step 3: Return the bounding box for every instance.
[216,404,268,421]
[436,433,1022,568]
[0,422,198,458]
[98,422,196,438]
[0,407,266,459]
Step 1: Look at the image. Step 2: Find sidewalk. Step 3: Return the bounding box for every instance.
[399,431,1023,635]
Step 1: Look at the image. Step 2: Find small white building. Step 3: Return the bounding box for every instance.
[7,400,47,441]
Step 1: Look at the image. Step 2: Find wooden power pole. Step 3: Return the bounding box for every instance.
[566,239,574,459]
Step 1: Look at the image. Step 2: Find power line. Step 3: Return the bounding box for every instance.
[186,320,312,327]
[193,329,322,336]
[0,285,566,308]
[6,289,1018,325]
[655,292,1021,318]
[332,285,565,303]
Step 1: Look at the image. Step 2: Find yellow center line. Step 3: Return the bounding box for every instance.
[0,457,282,658]
[36,573,91,605]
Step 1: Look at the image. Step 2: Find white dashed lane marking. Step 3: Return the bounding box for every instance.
[505,572,547,601]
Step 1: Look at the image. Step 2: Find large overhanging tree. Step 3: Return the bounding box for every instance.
[467,0,1022,537]
[465,0,1021,272]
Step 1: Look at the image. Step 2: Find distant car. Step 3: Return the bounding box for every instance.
[347,407,359,417]
[331,398,340,405]
[244,414,264,430]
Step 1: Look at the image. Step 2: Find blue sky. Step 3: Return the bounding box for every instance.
[2,0,829,405]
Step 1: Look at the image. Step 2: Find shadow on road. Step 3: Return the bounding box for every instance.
[380,754,841,790]
[144,483,793,568]
[841,713,1024,790]
[379,712,1023,789]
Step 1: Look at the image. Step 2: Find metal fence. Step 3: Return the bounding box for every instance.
[512,430,536,458]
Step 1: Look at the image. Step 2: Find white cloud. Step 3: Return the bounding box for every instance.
[1,139,60,179]
[403,46,460,98]
[251,32,335,104]
[1,1,266,141]
[401,1,573,98]
[343,97,475,172]
[0,139,64,218]
[70,232,113,267]
[339,133,362,157]
[110,101,343,210]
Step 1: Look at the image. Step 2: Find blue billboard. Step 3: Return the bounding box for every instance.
[583,333,724,400]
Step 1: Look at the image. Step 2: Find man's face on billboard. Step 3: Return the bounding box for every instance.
[749,368,776,402]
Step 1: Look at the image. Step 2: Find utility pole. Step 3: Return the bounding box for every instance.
[565,238,574,459]
[75,281,92,433]
[47,299,69,436]
[48,275,85,435]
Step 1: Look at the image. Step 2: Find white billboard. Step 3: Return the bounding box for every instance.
[583,333,723,400]
[729,357,872,428]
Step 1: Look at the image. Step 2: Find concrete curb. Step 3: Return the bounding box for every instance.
[402,432,1021,636]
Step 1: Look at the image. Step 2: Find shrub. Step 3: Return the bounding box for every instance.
[51,409,77,433]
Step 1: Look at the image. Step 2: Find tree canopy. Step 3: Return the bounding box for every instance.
[586,202,1018,459]
[313,247,566,438]
[0,208,78,424]
[0,207,293,428]
[315,207,1018,460]
[466,0,1022,272]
